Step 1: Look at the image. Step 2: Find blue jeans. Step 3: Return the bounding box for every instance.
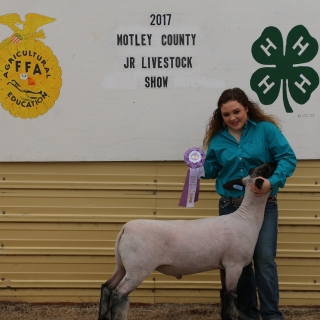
[219,197,284,320]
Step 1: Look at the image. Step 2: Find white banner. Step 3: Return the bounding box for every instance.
[0,0,319,161]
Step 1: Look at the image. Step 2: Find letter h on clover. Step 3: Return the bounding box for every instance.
[250,25,319,113]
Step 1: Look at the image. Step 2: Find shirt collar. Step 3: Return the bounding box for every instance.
[222,118,257,135]
[243,118,256,133]
[247,118,257,126]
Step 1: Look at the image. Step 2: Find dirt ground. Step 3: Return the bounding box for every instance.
[0,303,320,320]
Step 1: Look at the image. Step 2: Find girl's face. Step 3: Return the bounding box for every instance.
[220,100,248,132]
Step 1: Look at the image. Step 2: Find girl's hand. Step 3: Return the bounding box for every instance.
[250,178,272,197]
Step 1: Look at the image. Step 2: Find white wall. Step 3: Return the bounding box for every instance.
[0,0,319,161]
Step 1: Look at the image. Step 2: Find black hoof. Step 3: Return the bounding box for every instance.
[110,290,130,320]
[98,283,112,320]
[221,290,237,320]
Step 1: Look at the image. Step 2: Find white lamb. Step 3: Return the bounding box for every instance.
[98,162,277,320]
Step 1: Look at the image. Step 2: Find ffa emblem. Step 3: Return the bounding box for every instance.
[0,13,62,119]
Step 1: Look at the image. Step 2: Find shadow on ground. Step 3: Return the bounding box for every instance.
[0,303,320,320]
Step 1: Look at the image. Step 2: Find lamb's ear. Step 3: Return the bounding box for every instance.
[255,178,264,190]
[223,178,244,190]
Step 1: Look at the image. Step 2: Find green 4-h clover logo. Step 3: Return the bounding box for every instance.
[250,25,319,113]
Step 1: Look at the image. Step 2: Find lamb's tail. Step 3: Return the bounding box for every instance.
[115,225,125,265]
[105,224,126,289]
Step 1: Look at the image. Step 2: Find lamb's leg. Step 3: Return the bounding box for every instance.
[110,290,130,320]
[222,290,237,320]
[98,283,112,320]
[109,265,155,320]
[223,267,242,320]
[220,269,227,318]
[98,265,126,320]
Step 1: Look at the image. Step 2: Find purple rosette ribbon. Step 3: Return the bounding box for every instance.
[179,147,206,207]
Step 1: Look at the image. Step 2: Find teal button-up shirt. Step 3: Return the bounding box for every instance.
[202,119,297,197]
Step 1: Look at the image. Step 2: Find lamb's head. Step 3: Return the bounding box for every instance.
[248,162,277,179]
[223,162,277,191]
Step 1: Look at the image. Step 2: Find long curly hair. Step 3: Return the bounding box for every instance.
[202,88,281,150]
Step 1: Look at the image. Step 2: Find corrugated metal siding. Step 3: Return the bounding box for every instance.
[0,160,319,305]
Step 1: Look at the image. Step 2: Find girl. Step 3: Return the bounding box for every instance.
[202,88,296,320]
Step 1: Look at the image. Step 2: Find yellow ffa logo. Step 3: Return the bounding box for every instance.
[0,13,62,119]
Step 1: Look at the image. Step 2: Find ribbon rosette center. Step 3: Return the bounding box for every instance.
[188,151,201,165]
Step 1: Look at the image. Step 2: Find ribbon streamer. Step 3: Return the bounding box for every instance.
[179,147,205,207]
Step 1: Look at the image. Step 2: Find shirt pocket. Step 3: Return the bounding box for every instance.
[246,138,265,159]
